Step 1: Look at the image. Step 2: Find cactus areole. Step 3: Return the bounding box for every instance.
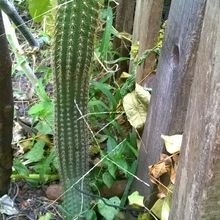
[53,0,99,218]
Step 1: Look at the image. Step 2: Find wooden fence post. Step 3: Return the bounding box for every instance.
[0,11,13,196]
[169,1,220,219]
[132,0,163,85]
[131,0,207,208]
[113,0,136,75]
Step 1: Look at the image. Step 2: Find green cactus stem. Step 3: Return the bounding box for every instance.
[53,0,99,218]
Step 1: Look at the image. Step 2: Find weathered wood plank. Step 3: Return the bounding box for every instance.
[132,0,163,85]
[0,11,13,196]
[113,0,136,75]
[169,1,220,219]
[131,0,207,208]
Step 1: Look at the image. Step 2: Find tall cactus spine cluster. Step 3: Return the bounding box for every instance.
[53,0,99,218]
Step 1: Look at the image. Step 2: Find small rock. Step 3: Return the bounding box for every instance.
[45,184,63,201]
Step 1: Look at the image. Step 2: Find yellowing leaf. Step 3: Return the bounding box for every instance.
[135,84,151,106]
[130,42,139,59]
[120,72,131,79]
[161,134,182,154]
[151,198,164,219]
[123,84,151,129]
[161,190,172,220]
[128,191,144,207]
[161,199,170,220]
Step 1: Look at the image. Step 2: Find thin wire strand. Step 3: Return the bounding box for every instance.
[48,100,151,218]
[46,139,127,209]
[75,101,150,187]
[77,111,124,120]
[2,1,157,218]
[72,101,155,219]
[106,158,149,188]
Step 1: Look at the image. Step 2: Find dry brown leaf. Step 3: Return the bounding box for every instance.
[172,153,179,164]
[157,184,168,198]
[149,154,172,179]
[170,166,176,184]
[160,154,172,166]
[149,162,167,179]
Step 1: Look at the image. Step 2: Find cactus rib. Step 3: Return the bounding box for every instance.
[53,0,99,218]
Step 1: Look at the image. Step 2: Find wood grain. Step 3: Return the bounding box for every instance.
[169,1,220,219]
[131,0,207,208]
[113,0,136,75]
[132,0,163,85]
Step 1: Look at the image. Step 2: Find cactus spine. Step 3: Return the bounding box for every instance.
[53,0,99,218]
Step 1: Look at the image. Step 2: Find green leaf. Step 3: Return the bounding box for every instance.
[100,7,113,59]
[128,191,144,207]
[113,157,128,175]
[126,142,138,157]
[24,140,45,163]
[92,81,117,109]
[38,212,53,220]
[28,102,46,115]
[97,197,120,220]
[88,100,108,112]
[35,121,53,135]
[36,80,50,102]
[42,0,57,36]
[107,136,117,152]
[28,0,51,22]
[33,149,56,180]
[151,198,164,219]
[28,101,53,119]
[161,199,170,220]
[84,209,97,220]
[137,213,151,220]
[102,171,114,188]
[161,191,172,220]
[107,162,117,179]
[128,130,137,147]
[13,159,29,176]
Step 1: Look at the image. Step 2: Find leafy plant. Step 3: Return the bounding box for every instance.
[7,0,166,219]
[97,196,121,220]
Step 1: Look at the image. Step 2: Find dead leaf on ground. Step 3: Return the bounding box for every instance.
[170,166,176,184]
[149,162,167,179]
[149,154,179,196]
[149,154,172,179]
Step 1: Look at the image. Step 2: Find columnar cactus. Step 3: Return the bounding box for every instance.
[53,0,99,218]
